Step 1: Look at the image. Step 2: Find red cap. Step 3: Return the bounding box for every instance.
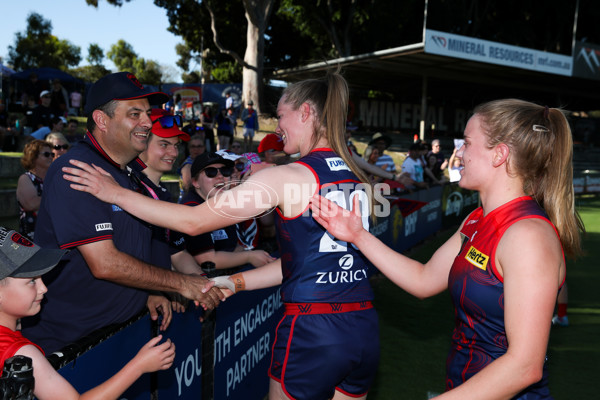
[150,109,190,142]
[258,134,284,153]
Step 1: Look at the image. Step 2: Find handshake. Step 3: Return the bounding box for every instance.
[210,273,246,296]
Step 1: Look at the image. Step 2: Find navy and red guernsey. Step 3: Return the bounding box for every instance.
[275,148,374,303]
[269,148,379,400]
[446,196,563,398]
[21,133,149,353]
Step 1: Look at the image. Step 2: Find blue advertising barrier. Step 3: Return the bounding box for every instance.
[213,286,283,399]
[53,184,476,399]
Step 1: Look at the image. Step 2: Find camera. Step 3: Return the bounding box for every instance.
[0,356,35,400]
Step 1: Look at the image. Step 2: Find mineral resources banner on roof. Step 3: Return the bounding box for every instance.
[424,29,572,76]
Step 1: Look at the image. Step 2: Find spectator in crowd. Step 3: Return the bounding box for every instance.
[343,127,409,187]
[225,92,233,111]
[17,140,53,240]
[241,100,258,152]
[0,227,176,400]
[31,90,56,131]
[69,89,82,116]
[173,94,184,116]
[427,139,448,178]
[23,72,44,104]
[200,105,216,152]
[178,133,206,200]
[63,71,381,400]
[401,143,428,189]
[216,108,234,151]
[46,132,70,160]
[180,152,275,271]
[362,146,384,184]
[31,116,67,141]
[65,118,80,139]
[0,100,16,151]
[448,147,463,182]
[228,107,238,137]
[133,108,211,279]
[311,99,584,399]
[22,97,38,135]
[368,132,397,173]
[257,133,287,165]
[21,71,223,353]
[230,141,243,155]
[50,79,69,117]
[182,116,203,138]
[215,149,264,252]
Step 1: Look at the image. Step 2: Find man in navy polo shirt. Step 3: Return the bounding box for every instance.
[22,72,224,353]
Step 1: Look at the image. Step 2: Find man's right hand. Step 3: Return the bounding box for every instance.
[182,275,225,310]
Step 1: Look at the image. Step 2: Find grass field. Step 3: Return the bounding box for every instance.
[368,195,600,399]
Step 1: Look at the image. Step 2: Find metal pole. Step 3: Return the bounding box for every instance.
[420,75,428,141]
[571,0,580,56]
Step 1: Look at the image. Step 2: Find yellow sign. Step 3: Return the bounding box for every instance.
[465,245,489,271]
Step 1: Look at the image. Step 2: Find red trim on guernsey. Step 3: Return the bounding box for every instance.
[284,301,374,315]
[335,386,368,398]
[281,315,298,400]
[86,131,120,168]
[60,235,113,249]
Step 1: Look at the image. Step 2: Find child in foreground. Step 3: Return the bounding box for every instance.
[0,226,175,400]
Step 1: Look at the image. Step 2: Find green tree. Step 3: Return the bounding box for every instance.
[107,40,137,72]
[70,65,111,83]
[87,43,105,66]
[156,0,273,113]
[7,12,81,70]
[106,39,164,83]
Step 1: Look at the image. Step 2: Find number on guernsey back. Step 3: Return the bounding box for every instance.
[318,189,369,252]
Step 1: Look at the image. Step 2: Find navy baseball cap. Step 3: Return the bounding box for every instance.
[83,72,169,116]
[191,152,234,178]
[0,227,66,280]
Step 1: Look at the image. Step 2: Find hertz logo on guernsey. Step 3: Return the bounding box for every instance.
[465,245,489,271]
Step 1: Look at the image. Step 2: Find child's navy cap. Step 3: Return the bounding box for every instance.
[83,71,169,116]
[0,227,66,280]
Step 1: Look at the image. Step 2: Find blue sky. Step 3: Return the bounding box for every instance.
[1,0,182,74]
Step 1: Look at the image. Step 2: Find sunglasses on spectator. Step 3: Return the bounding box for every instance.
[234,161,247,171]
[41,152,55,158]
[53,144,70,150]
[153,115,182,129]
[203,166,233,178]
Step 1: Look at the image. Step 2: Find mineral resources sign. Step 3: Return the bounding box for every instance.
[424,29,572,76]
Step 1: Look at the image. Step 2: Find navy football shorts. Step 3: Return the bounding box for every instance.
[269,303,379,400]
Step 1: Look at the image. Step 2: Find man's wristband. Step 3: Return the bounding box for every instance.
[231,273,246,292]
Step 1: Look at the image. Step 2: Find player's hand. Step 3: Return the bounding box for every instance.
[310,194,365,244]
[183,275,224,310]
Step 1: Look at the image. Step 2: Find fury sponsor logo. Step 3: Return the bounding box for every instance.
[465,245,489,271]
[325,157,351,171]
[95,223,113,232]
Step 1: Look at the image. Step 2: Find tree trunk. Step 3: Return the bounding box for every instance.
[243,17,262,114]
